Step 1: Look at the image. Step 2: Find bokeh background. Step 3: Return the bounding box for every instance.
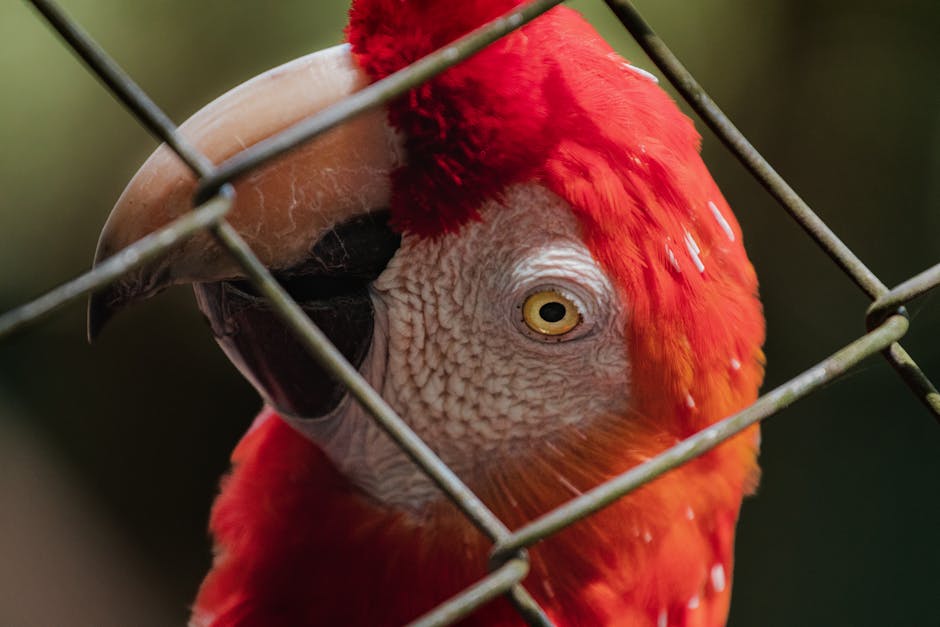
[1,1,938,625]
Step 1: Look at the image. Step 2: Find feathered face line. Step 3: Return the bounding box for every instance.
[348,2,765,441]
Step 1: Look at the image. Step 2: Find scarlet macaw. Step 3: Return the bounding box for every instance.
[89,1,765,625]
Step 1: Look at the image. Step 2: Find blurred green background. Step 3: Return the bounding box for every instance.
[1,1,938,625]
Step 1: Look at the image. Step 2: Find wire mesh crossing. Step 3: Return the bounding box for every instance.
[1,0,938,625]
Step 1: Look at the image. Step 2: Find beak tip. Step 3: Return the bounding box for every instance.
[87,289,117,343]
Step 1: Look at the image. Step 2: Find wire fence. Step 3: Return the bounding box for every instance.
[1,0,938,625]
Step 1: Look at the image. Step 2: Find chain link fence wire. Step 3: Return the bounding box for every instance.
[1,0,938,625]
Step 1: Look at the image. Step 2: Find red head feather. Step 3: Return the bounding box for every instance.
[196,3,765,625]
[348,1,764,442]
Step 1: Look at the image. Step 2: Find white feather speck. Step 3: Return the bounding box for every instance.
[709,200,735,242]
[711,563,727,593]
[684,231,705,273]
[606,52,659,83]
[625,63,659,83]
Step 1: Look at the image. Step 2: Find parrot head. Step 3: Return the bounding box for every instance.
[89,1,765,625]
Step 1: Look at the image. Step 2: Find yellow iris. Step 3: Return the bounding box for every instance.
[522,290,581,336]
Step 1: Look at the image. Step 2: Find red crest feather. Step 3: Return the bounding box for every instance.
[196,3,765,625]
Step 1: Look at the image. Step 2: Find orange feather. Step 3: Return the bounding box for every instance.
[195,3,764,626]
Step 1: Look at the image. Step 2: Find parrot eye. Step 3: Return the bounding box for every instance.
[521,289,582,338]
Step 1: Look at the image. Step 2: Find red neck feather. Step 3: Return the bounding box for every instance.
[196,3,765,625]
[195,410,757,626]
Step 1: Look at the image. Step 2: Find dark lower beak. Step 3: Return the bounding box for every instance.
[194,211,399,418]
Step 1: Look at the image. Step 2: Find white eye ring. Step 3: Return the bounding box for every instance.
[513,284,594,343]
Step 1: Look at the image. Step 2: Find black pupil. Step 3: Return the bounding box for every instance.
[539,301,567,323]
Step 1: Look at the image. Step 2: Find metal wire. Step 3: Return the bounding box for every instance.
[3,0,938,625]
[491,314,910,563]
[601,0,940,423]
[27,0,213,176]
[408,559,530,627]
[868,262,940,328]
[195,0,567,203]
[19,0,560,622]
[0,191,231,337]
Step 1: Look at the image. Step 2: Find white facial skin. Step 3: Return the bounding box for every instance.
[283,184,631,509]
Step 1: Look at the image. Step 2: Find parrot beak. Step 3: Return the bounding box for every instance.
[89,44,404,418]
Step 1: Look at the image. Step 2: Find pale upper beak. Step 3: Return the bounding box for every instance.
[87,44,402,340]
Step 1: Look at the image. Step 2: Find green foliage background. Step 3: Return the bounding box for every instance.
[1,1,938,625]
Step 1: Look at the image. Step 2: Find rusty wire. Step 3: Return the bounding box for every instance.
[1,0,938,625]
